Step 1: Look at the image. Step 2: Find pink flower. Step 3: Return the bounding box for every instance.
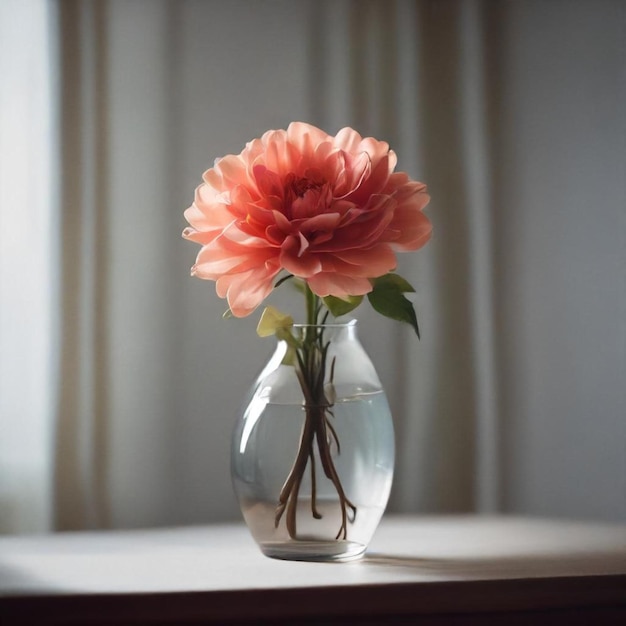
[183,122,431,317]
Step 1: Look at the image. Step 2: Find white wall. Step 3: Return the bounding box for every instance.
[0,0,56,534]
[493,0,626,520]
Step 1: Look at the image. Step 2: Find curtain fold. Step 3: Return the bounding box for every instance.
[54,0,111,531]
[458,0,501,513]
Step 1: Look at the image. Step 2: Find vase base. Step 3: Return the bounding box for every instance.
[260,539,366,562]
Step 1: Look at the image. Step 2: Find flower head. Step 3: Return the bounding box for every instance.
[183,122,431,317]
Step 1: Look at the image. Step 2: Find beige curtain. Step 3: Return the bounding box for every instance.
[54,0,110,530]
[5,0,623,533]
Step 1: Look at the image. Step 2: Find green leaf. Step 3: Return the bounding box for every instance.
[373,273,416,293]
[322,295,364,317]
[367,273,420,338]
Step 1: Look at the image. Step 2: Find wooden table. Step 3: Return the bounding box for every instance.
[1,515,625,624]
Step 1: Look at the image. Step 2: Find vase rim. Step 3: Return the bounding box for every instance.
[292,318,357,329]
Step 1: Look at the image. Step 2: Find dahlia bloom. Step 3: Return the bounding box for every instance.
[183,122,431,317]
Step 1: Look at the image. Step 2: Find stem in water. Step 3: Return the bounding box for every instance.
[274,288,357,540]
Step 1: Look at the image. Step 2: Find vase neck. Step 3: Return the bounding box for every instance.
[290,320,357,343]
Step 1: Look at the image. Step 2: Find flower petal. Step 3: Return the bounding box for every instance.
[286,122,331,156]
[333,244,397,277]
[216,264,280,317]
[307,273,373,298]
[279,236,322,277]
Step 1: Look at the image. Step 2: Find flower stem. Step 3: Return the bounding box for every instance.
[274,288,357,541]
[305,284,319,326]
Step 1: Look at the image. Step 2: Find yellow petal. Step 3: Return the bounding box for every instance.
[256,306,294,337]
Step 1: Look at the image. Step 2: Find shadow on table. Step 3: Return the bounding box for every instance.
[362,551,625,578]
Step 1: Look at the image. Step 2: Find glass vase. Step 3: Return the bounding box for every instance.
[231,320,394,562]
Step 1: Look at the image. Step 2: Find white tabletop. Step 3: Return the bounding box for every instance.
[1,515,625,624]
